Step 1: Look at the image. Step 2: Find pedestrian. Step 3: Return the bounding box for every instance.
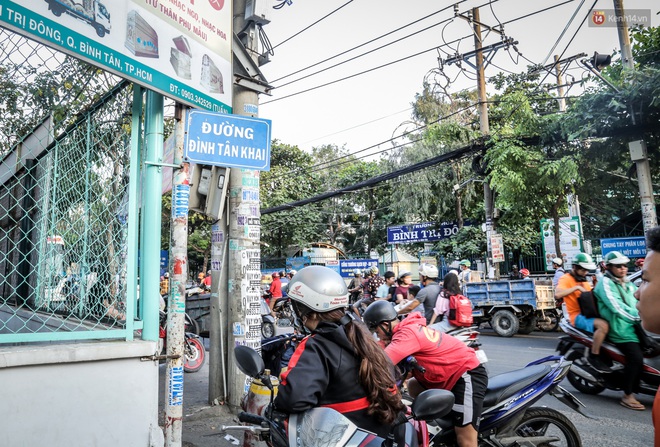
[458,260,472,286]
[274,267,405,439]
[202,270,211,289]
[375,271,396,301]
[508,265,522,280]
[397,264,440,324]
[393,271,412,304]
[634,225,660,445]
[160,272,169,296]
[363,301,488,447]
[551,257,565,288]
[279,271,289,297]
[594,251,644,411]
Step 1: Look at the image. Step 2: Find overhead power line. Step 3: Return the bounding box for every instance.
[271,0,355,51]
[262,140,485,215]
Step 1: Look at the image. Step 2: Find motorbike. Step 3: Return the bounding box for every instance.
[224,345,584,447]
[556,318,660,396]
[156,310,206,373]
[262,293,296,338]
[426,355,585,446]
[223,345,456,447]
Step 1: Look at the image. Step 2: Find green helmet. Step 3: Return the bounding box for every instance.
[459,259,471,267]
[604,251,630,265]
[572,253,596,270]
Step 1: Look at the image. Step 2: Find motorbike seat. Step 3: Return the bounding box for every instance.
[483,364,551,407]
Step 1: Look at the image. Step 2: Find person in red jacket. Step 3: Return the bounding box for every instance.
[363,301,487,447]
[274,266,404,439]
[268,272,283,315]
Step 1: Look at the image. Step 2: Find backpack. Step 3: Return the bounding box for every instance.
[448,294,474,327]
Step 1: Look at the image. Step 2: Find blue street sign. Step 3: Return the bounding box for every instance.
[184,111,272,170]
[387,221,468,244]
[600,237,647,258]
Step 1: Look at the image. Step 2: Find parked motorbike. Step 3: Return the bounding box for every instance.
[556,318,660,396]
[223,345,456,447]
[157,310,206,373]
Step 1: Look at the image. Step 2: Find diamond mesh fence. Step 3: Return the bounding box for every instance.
[0,27,139,341]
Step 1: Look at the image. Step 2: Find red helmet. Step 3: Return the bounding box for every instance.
[520,268,530,277]
[635,259,644,267]
[271,272,280,278]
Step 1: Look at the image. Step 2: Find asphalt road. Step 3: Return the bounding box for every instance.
[478,328,654,447]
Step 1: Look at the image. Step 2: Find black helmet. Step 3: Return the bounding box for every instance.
[362,300,397,331]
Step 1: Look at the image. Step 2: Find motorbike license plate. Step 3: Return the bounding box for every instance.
[475,349,488,364]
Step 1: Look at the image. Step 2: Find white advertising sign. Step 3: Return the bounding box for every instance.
[1,0,232,112]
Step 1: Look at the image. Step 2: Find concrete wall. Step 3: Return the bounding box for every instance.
[0,340,163,447]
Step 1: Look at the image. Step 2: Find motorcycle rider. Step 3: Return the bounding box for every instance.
[363,301,487,447]
[555,253,611,372]
[397,263,440,324]
[347,270,363,304]
[552,257,565,288]
[635,225,660,444]
[268,272,283,316]
[274,266,405,439]
[429,272,462,331]
[393,271,413,304]
[594,251,645,411]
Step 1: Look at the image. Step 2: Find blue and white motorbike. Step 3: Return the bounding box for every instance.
[429,355,587,446]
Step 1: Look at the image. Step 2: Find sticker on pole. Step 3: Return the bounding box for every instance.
[185,111,272,171]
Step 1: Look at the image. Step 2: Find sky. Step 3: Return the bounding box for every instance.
[255,0,658,159]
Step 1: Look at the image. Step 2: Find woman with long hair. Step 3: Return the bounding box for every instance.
[274,266,405,437]
[429,271,462,330]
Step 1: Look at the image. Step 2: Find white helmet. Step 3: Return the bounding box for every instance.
[419,263,439,279]
[287,266,349,313]
[552,257,563,267]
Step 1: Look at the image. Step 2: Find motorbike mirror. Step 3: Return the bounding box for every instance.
[411,389,455,421]
[234,345,265,378]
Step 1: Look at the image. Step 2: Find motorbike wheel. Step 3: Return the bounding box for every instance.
[183,337,206,373]
[491,310,519,337]
[262,321,275,338]
[566,350,606,395]
[518,316,537,335]
[513,407,582,447]
[538,310,560,332]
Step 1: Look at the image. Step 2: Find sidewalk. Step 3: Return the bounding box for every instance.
[157,341,254,447]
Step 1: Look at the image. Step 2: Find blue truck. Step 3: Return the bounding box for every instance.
[45,0,111,38]
[465,279,557,337]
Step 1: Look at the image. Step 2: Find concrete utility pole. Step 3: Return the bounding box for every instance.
[613,0,657,237]
[472,8,498,280]
[165,103,190,447]
[553,55,585,251]
[228,0,264,409]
